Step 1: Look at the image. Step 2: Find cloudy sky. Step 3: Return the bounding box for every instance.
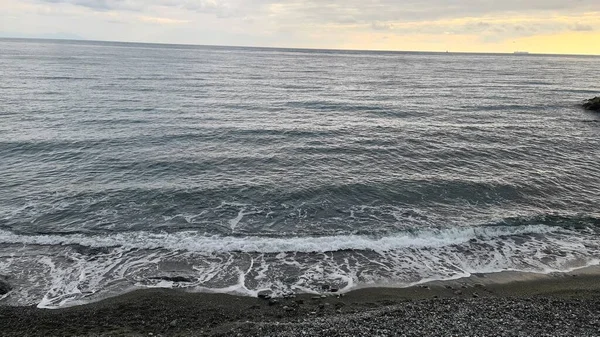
[1,0,600,54]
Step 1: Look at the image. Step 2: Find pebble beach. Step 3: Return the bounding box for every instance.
[1,269,599,336]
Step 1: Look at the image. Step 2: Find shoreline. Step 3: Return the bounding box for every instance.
[1,268,600,336]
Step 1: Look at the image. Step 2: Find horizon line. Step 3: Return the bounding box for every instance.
[1,36,600,57]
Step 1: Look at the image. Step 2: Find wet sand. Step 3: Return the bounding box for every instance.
[1,269,600,336]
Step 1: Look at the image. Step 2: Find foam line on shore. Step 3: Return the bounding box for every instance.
[0,224,562,253]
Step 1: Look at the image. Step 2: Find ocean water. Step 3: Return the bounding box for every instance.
[1,38,599,308]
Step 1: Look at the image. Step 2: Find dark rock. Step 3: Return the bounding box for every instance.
[321,284,330,291]
[583,97,600,111]
[294,299,304,305]
[149,276,193,283]
[72,245,111,256]
[454,290,463,296]
[283,306,294,312]
[445,285,453,290]
[0,279,11,295]
[330,288,339,293]
[268,299,279,306]
[169,319,178,327]
[257,291,272,300]
[473,292,480,298]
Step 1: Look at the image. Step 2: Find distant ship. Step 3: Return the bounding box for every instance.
[513,51,530,55]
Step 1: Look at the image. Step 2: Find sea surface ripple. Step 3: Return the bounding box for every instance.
[1,39,599,308]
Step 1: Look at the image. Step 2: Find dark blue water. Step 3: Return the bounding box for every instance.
[1,38,600,308]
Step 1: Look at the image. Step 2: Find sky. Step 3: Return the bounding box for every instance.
[1,0,600,54]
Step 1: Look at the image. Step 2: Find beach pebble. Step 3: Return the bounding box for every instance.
[169,319,177,327]
[454,290,463,295]
[258,290,272,300]
[268,299,279,306]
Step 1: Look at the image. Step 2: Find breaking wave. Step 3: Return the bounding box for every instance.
[0,224,562,253]
[1,219,599,309]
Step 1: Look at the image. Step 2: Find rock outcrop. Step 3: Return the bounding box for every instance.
[582,97,600,111]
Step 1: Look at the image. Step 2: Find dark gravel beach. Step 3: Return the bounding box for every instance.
[1,270,600,337]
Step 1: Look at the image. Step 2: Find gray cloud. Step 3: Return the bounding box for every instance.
[253,0,600,24]
[39,0,124,10]
[371,22,393,31]
[571,23,594,31]
[36,0,147,11]
[34,0,600,21]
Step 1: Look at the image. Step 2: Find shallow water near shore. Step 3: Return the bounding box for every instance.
[1,38,600,308]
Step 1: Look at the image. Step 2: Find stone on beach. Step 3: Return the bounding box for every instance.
[257,290,272,300]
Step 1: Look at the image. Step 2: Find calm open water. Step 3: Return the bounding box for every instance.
[1,38,599,308]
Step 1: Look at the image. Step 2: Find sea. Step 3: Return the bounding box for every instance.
[1,38,599,308]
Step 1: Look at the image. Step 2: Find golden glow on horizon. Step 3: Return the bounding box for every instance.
[335,31,600,55]
[317,11,600,55]
[1,0,599,55]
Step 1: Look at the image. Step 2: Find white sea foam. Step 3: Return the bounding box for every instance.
[0,224,560,254]
[1,224,598,309]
